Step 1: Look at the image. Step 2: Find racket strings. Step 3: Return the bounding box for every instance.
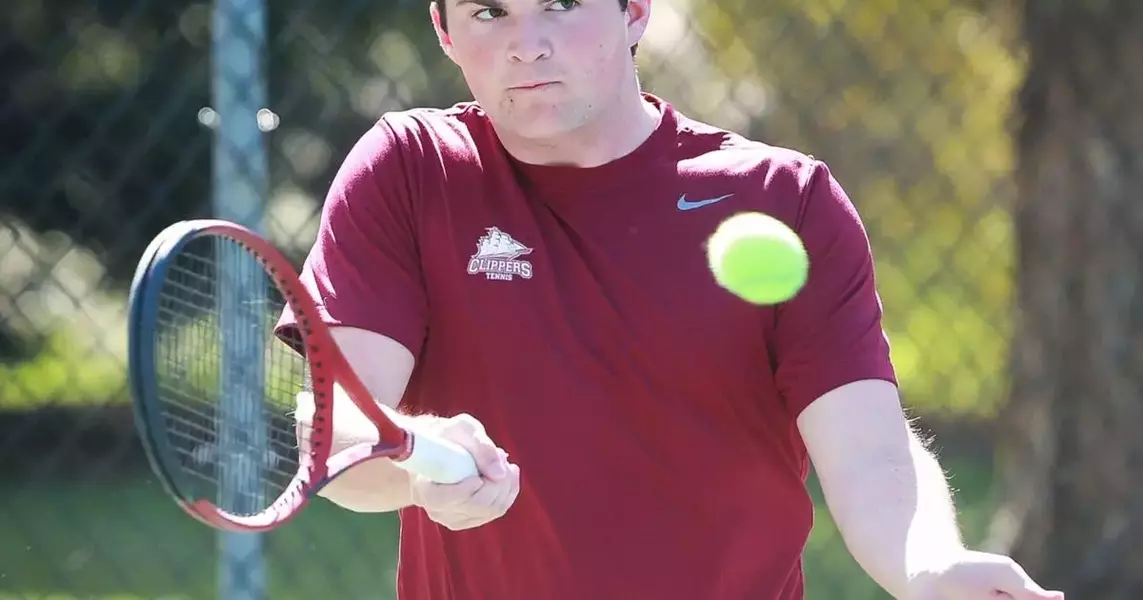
[152,235,308,516]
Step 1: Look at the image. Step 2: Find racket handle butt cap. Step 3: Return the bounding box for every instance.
[394,432,480,484]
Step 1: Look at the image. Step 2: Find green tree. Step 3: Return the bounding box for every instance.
[987,2,1143,596]
[680,0,1022,417]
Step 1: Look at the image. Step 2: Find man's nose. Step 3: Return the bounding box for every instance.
[506,18,552,63]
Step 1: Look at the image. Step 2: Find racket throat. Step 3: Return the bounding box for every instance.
[389,431,416,463]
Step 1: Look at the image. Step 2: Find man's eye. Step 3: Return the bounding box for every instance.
[473,8,507,21]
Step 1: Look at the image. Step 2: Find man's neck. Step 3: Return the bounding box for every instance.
[494,85,661,169]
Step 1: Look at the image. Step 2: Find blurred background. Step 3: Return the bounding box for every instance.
[1,0,1141,598]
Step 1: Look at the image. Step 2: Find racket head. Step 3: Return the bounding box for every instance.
[127,226,187,509]
[127,219,414,531]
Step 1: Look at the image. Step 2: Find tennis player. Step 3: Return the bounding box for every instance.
[276,0,1064,598]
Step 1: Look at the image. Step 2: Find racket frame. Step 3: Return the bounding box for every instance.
[128,219,474,532]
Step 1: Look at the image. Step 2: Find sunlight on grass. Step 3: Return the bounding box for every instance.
[0,457,994,600]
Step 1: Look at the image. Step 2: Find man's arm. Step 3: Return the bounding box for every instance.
[766,160,1059,598]
[294,325,518,526]
[300,326,420,513]
[273,120,430,513]
[797,379,964,599]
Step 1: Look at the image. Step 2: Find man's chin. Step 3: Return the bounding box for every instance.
[490,106,592,141]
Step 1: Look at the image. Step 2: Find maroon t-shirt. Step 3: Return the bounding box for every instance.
[277,94,896,600]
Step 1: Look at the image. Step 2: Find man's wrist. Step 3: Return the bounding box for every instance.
[906,536,967,580]
[396,411,449,435]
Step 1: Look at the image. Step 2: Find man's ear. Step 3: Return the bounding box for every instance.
[624,0,652,48]
[430,1,457,63]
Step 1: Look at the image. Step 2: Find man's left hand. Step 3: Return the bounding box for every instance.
[909,550,1064,600]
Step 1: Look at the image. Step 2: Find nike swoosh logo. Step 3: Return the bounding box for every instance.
[677,194,734,211]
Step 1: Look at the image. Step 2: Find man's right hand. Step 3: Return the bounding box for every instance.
[408,413,521,531]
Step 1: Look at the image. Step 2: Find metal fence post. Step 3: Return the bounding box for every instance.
[212,0,270,598]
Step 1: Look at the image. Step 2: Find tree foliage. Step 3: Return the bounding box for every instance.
[2,0,1022,417]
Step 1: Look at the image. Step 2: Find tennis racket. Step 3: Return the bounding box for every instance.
[127,218,478,532]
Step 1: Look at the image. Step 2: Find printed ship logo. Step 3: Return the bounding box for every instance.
[467,227,534,281]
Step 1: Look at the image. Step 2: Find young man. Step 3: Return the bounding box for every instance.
[276,0,1065,598]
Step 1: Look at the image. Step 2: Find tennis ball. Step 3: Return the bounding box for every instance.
[706,212,809,305]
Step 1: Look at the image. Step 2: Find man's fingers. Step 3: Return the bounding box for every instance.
[1003,560,1063,599]
[1014,586,1064,600]
[413,412,517,532]
[411,473,482,507]
[428,511,490,532]
[466,462,520,511]
[440,414,507,480]
[986,558,1064,600]
[1002,589,1064,600]
[498,462,521,508]
[467,439,507,480]
[442,413,486,438]
[422,463,520,532]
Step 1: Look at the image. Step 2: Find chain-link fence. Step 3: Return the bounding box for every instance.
[0,0,1115,598]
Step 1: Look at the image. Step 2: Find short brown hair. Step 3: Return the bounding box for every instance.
[434,1,638,57]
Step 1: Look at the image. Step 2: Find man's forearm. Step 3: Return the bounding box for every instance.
[824,433,965,599]
[297,391,432,513]
[318,455,415,512]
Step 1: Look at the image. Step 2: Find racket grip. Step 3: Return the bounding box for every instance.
[395,431,480,484]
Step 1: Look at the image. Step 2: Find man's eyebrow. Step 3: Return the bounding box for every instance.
[454,0,505,8]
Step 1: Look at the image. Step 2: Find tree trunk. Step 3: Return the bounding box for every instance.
[987,2,1143,597]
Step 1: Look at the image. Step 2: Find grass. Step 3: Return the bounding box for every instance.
[0,331,128,410]
[0,456,995,600]
[0,474,399,600]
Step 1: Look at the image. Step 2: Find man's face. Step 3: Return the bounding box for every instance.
[433,0,649,141]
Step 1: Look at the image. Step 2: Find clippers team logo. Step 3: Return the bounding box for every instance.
[467,227,534,281]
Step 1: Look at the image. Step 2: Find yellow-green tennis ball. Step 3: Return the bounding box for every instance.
[706,212,809,305]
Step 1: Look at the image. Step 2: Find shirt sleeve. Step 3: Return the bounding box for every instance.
[772,160,898,417]
[274,119,428,357]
